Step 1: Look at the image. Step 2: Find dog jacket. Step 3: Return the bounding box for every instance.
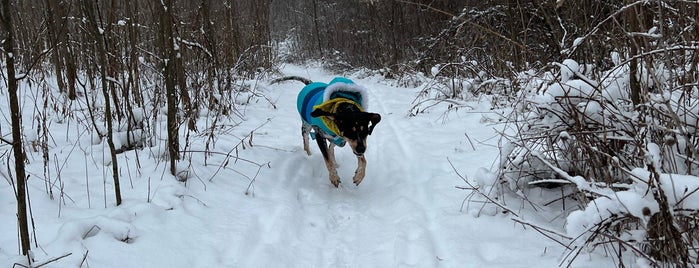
[297,77,369,146]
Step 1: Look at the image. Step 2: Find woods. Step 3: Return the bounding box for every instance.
[1,0,274,263]
[1,0,699,267]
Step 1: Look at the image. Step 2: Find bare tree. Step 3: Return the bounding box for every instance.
[45,0,78,100]
[81,0,122,205]
[1,0,32,260]
[159,0,181,176]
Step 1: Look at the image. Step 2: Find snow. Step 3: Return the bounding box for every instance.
[0,64,618,267]
[505,52,699,265]
[430,64,440,77]
[566,190,659,245]
[560,59,579,82]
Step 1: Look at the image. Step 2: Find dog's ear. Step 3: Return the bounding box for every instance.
[311,108,334,118]
[367,113,381,134]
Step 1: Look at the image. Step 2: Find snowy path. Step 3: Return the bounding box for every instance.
[216,64,568,267]
[237,66,447,267]
[0,64,595,267]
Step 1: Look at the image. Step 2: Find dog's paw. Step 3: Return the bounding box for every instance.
[329,175,341,188]
[303,145,312,156]
[352,173,365,186]
[353,178,363,186]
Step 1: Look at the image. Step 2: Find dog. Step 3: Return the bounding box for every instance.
[271,76,381,187]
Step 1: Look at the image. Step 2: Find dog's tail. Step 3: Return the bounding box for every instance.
[270,76,312,85]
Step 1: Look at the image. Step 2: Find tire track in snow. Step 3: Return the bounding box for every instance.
[368,86,416,185]
[365,84,446,265]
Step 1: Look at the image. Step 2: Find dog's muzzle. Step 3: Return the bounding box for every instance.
[354,142,366,156]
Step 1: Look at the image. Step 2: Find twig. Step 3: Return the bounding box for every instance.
[463,133,476,151]
[597,232,658,267]
[675,186,699,207]
[0,136,12,145]
[560,0,649,57]
[511,217,572,249]
[531,151,613,199]
[203,119,271,182]
[245,161,271,196]
[177,194,208,207]
[82,225,101,239]
[13,252,74,268]
[80,250,89,267]
[448,158,519,217]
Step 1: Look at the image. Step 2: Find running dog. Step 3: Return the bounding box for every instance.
[271,76,381,187]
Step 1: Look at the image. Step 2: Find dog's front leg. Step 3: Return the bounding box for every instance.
[325,144,340,187]
[353,156,367,186]
[327,143,338,168]
[315,134,340,187]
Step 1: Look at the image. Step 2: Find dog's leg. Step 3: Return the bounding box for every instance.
[326,143,340,186]
[301,123,312,156]
[352,155,367,186]
[314,133,341,187]
[327,143,338,168]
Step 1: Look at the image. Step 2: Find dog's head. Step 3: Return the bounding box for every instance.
[311,108,381,156]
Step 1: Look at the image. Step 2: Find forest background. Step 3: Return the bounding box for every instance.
[2,0,699,267]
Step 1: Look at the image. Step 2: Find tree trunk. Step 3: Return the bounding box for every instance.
[628,2,645,107]
[126,0,142,106]
[226,0,242,61]
[201,0,219,112]
[82,0,122,205]
[311,0,323,58]
[160,0,180,176]
[44,0,67,95]
[1,0,32,259]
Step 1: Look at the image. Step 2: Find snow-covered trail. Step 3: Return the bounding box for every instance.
[218,64,567,267]
[250,66,444,267]
[0,64,584,268]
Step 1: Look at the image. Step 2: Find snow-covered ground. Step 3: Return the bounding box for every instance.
[1,64,611,267]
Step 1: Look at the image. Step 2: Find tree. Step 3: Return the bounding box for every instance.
[159,0,181,176]
[45,0,78,100]
[269,0,466,70]
[1,0,32,259]
[81,0,122,205]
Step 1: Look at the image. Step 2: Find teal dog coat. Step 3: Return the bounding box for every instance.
[296,77,369,146]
